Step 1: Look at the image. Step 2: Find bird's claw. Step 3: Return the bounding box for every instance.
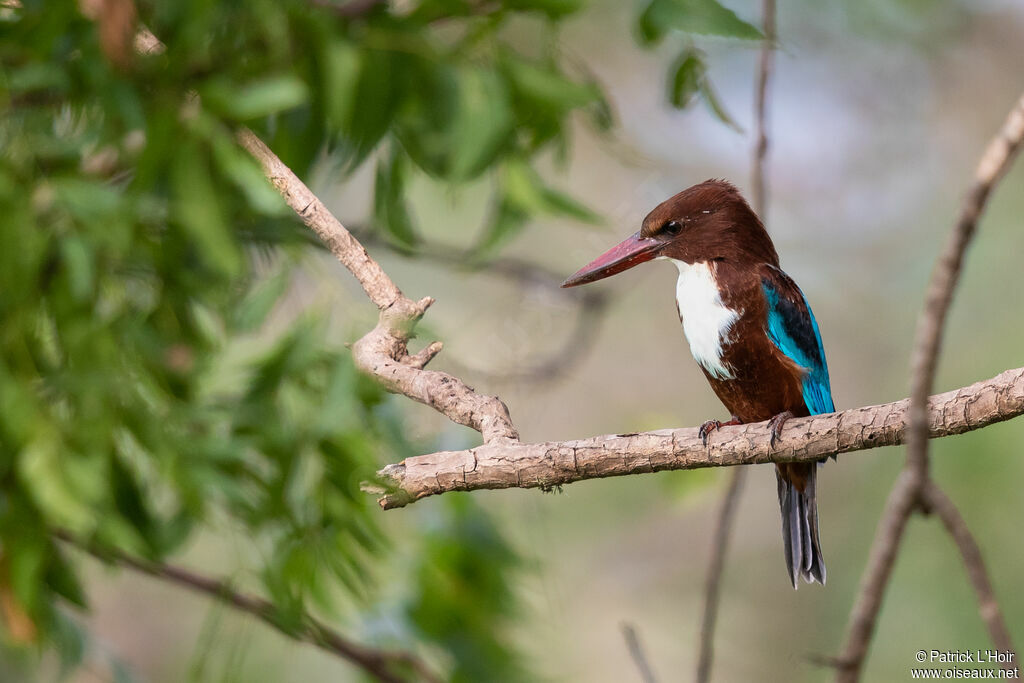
[699,416,742,446]
[767,411,795,449]
[699,420,722,446]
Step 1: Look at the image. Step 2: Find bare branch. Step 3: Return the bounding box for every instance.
[347,226,611,386]
[237,129,519,443]
[834,470,919,681]
[696,467,746,683]
[836,92,1024,682]
[920,482,1016,668]
[621,622,659,683]
[750,0,776,218]
[237,130,402,310]
[906,93,1024,477]
[372,366,1024,509]
[54,531,440,683]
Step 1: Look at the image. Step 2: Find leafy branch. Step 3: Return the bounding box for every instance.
[54,531,441,683]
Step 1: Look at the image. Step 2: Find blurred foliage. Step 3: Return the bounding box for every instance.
[0,0,759,677]
[407,495,528,682]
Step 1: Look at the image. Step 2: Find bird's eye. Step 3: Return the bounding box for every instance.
[663,220,683,236]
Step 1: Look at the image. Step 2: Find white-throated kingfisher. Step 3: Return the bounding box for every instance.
[562,179,833,588]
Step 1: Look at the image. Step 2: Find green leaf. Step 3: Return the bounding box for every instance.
[502,58,601,111]
[373,149,419,249]
[234,269,291,332]
[17,435,100,535]
[6,63,70,94]
[59,236,95,302]
[339,50,405,170]
[170,145,241,277]
[504,0,582,18]
[669,49,704,109]
[475,160,598,255]
[203,75,310,121]
[638,0,763,44]
[448,68,514,180]
[700,76,741,131]
[46,550,87,609]
[321,41,362,133]
[209,132,288,216]
[475,199,527,256]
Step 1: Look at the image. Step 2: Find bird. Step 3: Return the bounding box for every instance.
[561,179,834,588]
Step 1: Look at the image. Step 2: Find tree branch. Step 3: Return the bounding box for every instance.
[371,366,1024,509]
[237,129,519,443]
[920,482,1016,669]
[750,0,776,218]
[906,92,1024,477]
[696,466,746,683]
[833,470,919,679]
[835,92,1024,682]
[621,622,659,683]
[54,532,439,683]
[347,226,611,386]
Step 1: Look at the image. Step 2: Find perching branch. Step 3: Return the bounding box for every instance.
[835,92,1024,682]
[54,532,440,683]
[372,366,1024,509]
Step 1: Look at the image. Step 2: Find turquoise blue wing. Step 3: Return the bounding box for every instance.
[761,266,834,416]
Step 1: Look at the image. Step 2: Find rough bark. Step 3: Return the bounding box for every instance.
[372,366,1024,509]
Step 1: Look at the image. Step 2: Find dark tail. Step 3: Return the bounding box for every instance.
[776,463,826,588]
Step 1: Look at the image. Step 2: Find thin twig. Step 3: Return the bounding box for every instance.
[621,622,659,683]
[920,482,1016,668]
[696,3,777,680]
[54,531,440,683]
[237,129,402,310]
[751,0,776,217]
[906,93,1024,477]
[834,471,919,681]
[836,92,1024,683]
[348,226,611,385]
[696,467,746,683]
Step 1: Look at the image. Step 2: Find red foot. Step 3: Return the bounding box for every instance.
[767,411,795,449]
[699,416,742,446]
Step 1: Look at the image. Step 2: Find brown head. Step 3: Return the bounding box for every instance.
[562,180,779,287]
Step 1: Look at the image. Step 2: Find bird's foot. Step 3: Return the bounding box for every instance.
[767,411,795,449]
[699,416,742,446]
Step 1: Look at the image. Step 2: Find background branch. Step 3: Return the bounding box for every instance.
[696,465,746,683]
[347,226,611,386]
[54,532,439,683]
[696,2,776,680]
[921,482,1016,660]
[836,92,1024,682]
[621,622,659,683]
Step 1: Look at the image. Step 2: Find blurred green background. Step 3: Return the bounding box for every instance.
[1,0,1022,681]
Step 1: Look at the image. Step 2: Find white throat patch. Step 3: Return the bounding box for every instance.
[670,259,740,379]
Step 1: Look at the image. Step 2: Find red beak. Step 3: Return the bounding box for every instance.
[561,231,662,288]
